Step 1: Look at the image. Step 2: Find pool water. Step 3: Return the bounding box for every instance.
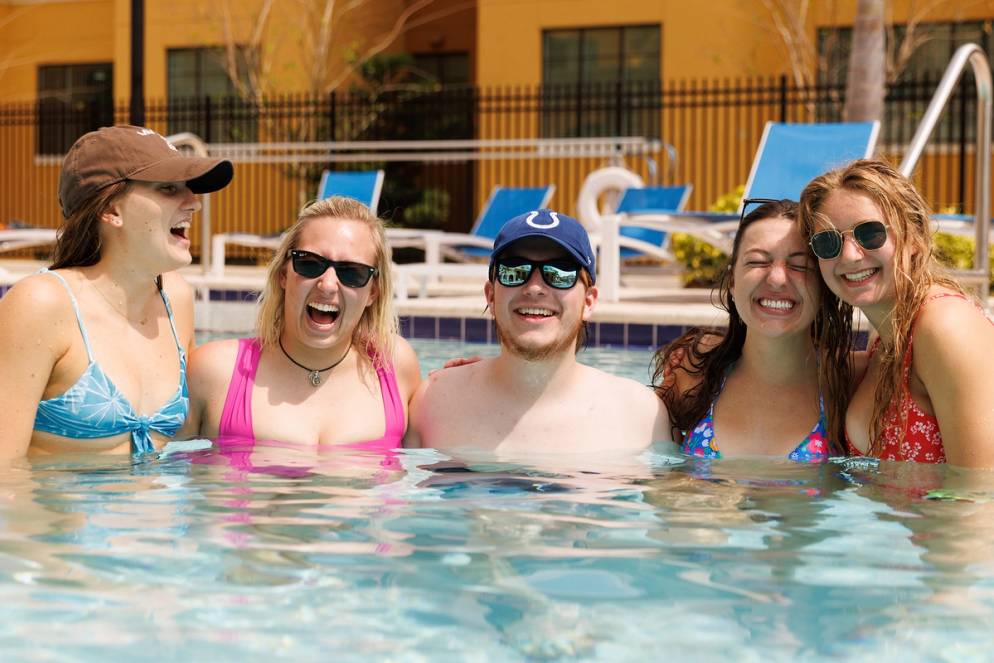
[4,339,994,660]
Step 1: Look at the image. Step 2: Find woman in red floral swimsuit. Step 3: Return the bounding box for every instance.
[798,159,994,467]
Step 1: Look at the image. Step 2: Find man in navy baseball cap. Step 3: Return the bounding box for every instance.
[405,208,671,453]
[488,208,596,284]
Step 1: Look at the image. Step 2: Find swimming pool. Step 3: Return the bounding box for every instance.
[4,340,994,660]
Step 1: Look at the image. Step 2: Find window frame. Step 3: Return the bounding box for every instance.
[540,23,662,138]
[35,61,114,156]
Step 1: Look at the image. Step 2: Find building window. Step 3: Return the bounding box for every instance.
[167,47,255,143]
[541,24,661,137]
[817,20,993,142]
[412,52,471,85]
[37,63,113,155]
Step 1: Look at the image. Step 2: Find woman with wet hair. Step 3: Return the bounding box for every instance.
[654,199,852,461]
[798,158,994,467]
[183,196,420,448]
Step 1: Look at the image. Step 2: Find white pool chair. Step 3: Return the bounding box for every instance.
[0,228,57,253]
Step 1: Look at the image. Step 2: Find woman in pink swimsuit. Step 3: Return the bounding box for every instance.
[182,196,420,449]
[798,159,994,467]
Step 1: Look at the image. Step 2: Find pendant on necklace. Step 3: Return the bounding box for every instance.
[309,370,322,387]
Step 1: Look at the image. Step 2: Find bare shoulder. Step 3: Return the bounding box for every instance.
[391,334,421,376]
[389,334,422,400]
[0,272,76,337]
[160,271,193,308]
[188,337,242,388]
[413,357,482,409]
[915,292,994,352]
[585,365,655,404]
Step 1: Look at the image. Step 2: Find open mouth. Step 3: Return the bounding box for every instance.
[170,221,190,241]
[307,302,341,325]
[757,297,795,312]
[842,268,878,284]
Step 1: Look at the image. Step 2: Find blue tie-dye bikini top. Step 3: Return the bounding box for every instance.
[682,367,829,463]
[33,269,188,453]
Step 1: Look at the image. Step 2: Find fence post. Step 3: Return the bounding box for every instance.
[329,90,337,141]
[203,95,212,144]
[779,74,788,122]
[615,79,624,136]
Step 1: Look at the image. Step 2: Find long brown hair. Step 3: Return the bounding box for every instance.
[797,158,966,451]
[652,199,850,449]
[256,196,397,367]
[50,181,130,269]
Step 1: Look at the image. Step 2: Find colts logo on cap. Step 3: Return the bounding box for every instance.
[526,211,559,229]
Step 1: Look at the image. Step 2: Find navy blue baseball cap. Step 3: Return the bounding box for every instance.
[489,209,596,284]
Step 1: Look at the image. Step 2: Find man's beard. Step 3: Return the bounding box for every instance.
[493,313,583,361]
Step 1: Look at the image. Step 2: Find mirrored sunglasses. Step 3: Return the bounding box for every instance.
[808,220,888,260]
[289,249,377,288]
[494,257,581,289]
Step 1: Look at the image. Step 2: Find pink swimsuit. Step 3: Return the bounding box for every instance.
[218,338,406,450]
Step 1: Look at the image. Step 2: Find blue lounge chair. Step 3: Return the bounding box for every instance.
[395,185,556,265]
[317,170,385,211]
[613,185,693,261]
[210,169,385,277]
[390,185,556,298]
[598,121,880,300]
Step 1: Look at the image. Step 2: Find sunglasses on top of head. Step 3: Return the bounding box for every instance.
[288,249,377,288]
[808,221,888,261]
[739,197,782,223]
[493,256,582,289]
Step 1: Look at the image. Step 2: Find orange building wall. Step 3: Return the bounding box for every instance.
[0,1,115,102]
[404,0,478,77]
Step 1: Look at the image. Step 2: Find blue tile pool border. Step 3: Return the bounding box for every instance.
[397,315,700,350]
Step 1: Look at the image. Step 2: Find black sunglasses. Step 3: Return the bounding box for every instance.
[289,249,377,288]
[808,221,888,261]
[493,257,581,289]
[739,197,782,223]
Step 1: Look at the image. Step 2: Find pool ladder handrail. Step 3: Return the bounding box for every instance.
[899,42,992,298]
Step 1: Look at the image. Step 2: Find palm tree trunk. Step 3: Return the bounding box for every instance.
[844,0,886,124]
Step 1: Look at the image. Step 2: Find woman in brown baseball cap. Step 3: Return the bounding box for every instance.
[0,125,232,457]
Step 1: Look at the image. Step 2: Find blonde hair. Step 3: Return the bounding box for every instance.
[798,158,967,451]
[256,196,397,368]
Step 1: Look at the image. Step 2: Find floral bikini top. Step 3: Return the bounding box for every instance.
[33,269,188,453]
[682,369,830,463]
[846,292,990,463]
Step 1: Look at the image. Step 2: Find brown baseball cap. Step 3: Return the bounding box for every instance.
[58,125,234,218]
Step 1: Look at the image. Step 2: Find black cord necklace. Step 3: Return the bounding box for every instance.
[278,337,350,387]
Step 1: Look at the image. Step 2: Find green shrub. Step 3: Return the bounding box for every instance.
[932,231,994,292]
[403,188,450,230]
[670,185,741,287]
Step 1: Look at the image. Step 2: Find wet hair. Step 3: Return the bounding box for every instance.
[798,158,967,451]
[651,199,848,449]
[50,181,131,269]
[255,196,397,368]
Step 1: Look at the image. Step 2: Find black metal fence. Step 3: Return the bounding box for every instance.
[3,73,984,241]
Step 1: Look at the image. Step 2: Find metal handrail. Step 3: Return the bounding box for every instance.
[899,43,992,294]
